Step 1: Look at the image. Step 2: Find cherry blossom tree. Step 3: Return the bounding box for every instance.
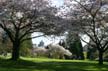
[0,0,64,60]
[63,0,108,64]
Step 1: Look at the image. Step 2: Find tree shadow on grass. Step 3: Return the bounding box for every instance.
[0,58,108,71]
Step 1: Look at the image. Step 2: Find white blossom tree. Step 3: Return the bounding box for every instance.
[63,0,108,64]
[0,0,65,60]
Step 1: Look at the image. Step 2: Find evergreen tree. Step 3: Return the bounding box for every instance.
[66,31,84,60]
[38,40,44,47]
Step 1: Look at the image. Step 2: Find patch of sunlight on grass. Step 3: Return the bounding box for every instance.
[21,57,67,62]
[0,57,108,71]
[21,57,103,65]
[85,68,108,71]
[0,53,11,59]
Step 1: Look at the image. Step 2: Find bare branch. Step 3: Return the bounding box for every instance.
[80,36,95,48]
[21,34,45,43]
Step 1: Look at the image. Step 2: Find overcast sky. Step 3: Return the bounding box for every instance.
[50,0,64,7]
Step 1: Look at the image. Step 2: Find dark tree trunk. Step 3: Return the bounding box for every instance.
[11,41,20,61]
[98,50,103,65]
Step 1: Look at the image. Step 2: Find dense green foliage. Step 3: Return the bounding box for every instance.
[0,34,32,57]
[87,46,98,60]
[104,50,108,62]
[66,32,84,60]
[20,39,32,57]
[0,37,12,54]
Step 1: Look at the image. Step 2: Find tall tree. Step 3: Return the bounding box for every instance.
[66,31,84,60]
[64,0,108,64]
[0,0,62,60]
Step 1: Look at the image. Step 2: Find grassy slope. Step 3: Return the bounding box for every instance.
[0,57,108,71]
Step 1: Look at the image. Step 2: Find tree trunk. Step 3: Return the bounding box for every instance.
[98,50,103,65]
[11,42,20,61]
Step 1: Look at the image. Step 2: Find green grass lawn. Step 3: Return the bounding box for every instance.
[0,57,108,71]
